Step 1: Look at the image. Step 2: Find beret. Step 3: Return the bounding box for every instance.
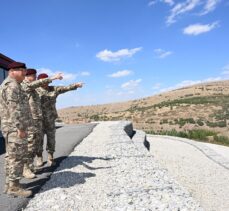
[26,68,37,76]
[8,61,26,70]
[37,73,49,80]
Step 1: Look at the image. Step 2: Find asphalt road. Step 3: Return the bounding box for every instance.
[0,123,96,211]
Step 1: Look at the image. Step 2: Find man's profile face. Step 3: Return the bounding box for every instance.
[11,68,26,82]
[26,74,36,82]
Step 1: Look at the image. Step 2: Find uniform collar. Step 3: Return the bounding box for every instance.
[7,76,19,84]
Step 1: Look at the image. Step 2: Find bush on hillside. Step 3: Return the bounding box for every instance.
[213,135,229,146]
[146,129,218,142]
[196,119,204,126]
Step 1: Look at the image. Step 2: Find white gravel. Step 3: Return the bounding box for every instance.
[148,135,229,211]
[25,121,202,211]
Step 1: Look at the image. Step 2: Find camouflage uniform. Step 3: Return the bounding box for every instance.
[0,76,33,183]
[37,84,77,154]
[21,78,52,168]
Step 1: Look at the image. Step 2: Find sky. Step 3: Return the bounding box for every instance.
[0,0,229,108]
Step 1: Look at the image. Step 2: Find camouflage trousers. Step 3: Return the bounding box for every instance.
[27,119,43,167]
[3,131,28,183]
[43,119,56,154]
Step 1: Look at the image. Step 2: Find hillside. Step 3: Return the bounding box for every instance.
[58,80,229,145]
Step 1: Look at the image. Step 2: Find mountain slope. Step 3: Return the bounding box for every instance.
[58,80,229,142]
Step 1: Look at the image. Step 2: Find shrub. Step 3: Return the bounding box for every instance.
[206,121,226,128]
[90,114,100,121]
[145,128,229,147]
[188,129,216,141]
[214,135,229,146]
[178,118,186,127]
[196,119,204,126]
[161,119,168,124]
[146,129,217,142]
[187,118,195,124]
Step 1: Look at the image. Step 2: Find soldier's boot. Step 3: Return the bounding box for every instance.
[3,183,9,194]
[7,180,32,197]
[29,164,38,174]
[36,156,43,167]
[33,166,39,173]
[23,164,36,179]
[47,153,56,166]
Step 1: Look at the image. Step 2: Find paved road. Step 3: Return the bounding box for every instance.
[148,136,229,211]
[0,123,96,211]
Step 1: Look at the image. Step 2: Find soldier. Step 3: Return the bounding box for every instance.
[0,61,32,197]
[36,73,83,166]
[21,69,63,173]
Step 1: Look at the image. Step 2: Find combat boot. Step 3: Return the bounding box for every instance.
[30,164,39,173]
[23,164,36,179]
[36,156,43,167]
[7,180,32,197]
[48,153,56,166]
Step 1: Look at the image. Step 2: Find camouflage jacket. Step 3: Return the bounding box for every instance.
[37,84,77,122]
[21,78,52,120]
[0,76,33,132]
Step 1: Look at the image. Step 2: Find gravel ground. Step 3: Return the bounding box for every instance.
[24,121,202,211]
[148,135,229,211]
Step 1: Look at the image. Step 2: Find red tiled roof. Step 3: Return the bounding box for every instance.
[0,53,15,70]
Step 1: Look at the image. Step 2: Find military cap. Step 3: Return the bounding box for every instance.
[8,61,26,70]
[26,68,37,76]
[37,73,49,80]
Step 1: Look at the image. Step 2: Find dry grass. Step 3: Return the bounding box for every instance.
[58,80,229,138]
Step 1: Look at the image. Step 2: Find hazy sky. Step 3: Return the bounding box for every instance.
[1,0,229,108]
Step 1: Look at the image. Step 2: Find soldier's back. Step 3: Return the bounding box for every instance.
[21,80,43,120]
[37,86,58,122]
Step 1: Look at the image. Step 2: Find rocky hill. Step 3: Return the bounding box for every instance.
[58,80,229,144]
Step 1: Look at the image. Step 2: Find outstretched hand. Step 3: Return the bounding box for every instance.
[52,73,63,80]
[74,82,84,88]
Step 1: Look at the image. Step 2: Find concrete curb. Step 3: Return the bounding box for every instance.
[116,121,150,154]
[93,121,134,138]
[132,130,150,154]
[107,121,150,155]
[123,122,134,138]
[148,134,229,170]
